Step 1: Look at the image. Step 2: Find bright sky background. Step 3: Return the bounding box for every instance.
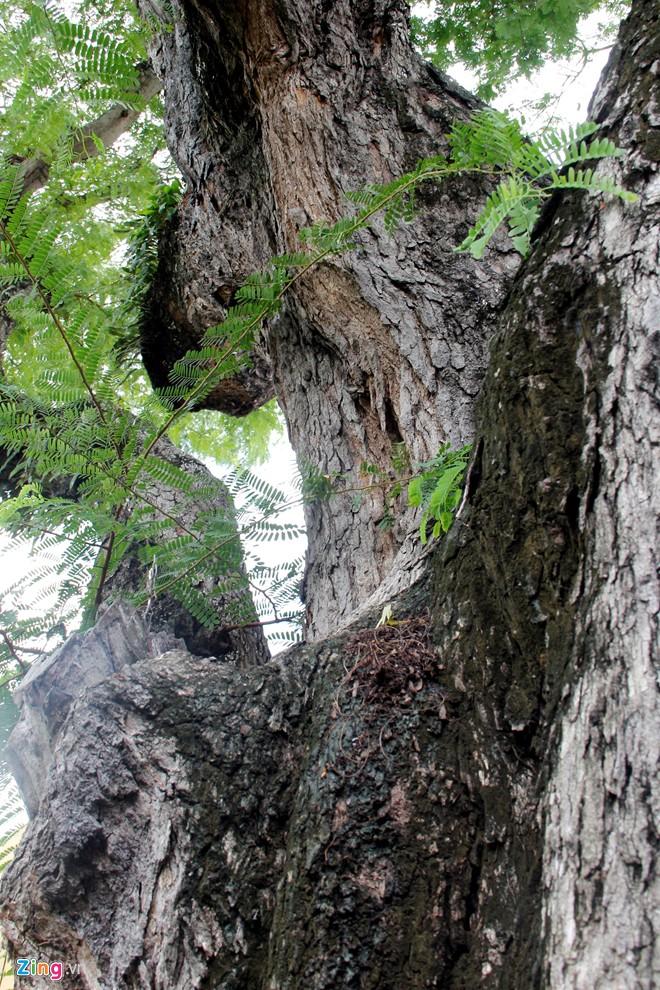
[410,4,615,128]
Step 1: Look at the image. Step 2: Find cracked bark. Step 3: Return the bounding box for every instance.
[0,0,657,988]
[138,0,519,639]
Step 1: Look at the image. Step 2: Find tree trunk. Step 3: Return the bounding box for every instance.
[0,0,657,988]
[139,0,519,639]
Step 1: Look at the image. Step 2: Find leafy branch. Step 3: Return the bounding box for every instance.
[140,109,638,451]
[0,108,638,670]
[407,444,471,543]
[0,211,110,429]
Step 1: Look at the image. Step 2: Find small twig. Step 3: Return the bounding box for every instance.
[0,219,110,430]
[93,530,115,612]
[0,630,30,673]
[218,614,299,634]
[245,574,280,621]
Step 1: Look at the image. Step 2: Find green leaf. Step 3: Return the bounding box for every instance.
[407,476,423,507]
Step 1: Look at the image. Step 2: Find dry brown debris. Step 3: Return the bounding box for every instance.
[341,613,437,707]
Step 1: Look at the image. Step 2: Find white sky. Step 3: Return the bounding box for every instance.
[410,3,615,128]
[453,31,611,131]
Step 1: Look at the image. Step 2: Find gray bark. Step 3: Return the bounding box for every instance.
[0,1,658,988]
[537,18,660,984]
[138,0,519,639]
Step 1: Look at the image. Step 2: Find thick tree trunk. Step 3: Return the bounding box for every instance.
[0,1,657,988]
[139,0,519,638]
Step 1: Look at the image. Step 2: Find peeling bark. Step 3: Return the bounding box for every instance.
[0,1,658,988]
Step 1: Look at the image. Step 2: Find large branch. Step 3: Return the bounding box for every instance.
[0,2,656,987]
[14,64,162,197]
[140,0,518,640]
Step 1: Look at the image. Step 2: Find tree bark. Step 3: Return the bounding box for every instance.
[139,0,519,638]
[0,0,657,988]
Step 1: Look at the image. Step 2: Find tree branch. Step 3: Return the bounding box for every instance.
[14,64,162,197]
[0,631,30,673]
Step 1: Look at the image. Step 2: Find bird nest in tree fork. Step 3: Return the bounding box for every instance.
[340,614,438,708]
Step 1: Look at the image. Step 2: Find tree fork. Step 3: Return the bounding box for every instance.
[138,0,519,638]
[0,0,657,988]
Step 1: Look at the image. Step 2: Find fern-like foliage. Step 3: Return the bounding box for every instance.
[0,525,84,681]
[407,444,472,544]
[0,771,24,873]
[114,178,182,366]
[410,0,629,100]
[449,112,637,257]
[0,173,303,658]
[0,5,148,199]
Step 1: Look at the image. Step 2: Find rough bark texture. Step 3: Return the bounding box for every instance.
[0,1,658,988]
[6,602,172,817]
[139,0,519,638]
[426,0,660,976]
[537,13,660,983]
